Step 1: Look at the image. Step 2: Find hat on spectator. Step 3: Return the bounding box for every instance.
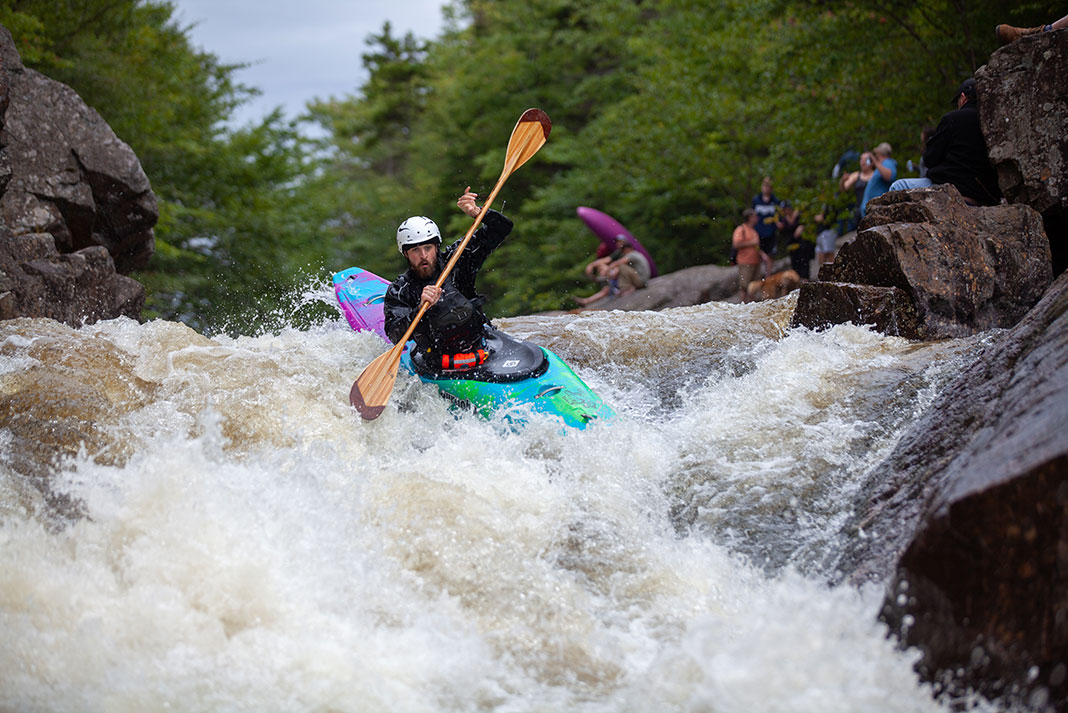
[953,77,977,105]
[873,142,892,156]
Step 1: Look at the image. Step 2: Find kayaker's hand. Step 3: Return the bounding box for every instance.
[458,186,481,219]
[421,285,442,306]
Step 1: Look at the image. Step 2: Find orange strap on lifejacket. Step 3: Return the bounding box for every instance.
[441,348,487,370]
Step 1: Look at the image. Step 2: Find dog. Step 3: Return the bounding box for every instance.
[746,269,802,302]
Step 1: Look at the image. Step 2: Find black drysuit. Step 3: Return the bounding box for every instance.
[384,209,513,363]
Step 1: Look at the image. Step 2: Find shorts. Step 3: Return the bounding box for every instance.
[737,263,760,292]
[759,235,777,255]
[616,264,647,291]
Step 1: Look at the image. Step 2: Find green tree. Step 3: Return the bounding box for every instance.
[8,0,1055,325]
[303,22,434,288]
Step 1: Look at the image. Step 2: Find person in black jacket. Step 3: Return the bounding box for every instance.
[888,78,1002,206]
[383,187,513,372]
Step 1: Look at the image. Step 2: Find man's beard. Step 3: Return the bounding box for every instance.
[413,259,438,280]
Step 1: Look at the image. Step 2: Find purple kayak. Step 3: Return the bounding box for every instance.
[576,206,657,277]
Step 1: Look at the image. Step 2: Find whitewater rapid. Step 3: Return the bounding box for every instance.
[0,287,1002,712]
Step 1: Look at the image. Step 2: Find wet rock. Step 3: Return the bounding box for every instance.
[842,271,1068,709]
[0,317,159,520]
[579,263,739,311]
[0,230,144,322]
[790,282,921,337]
[0,25,156,325]
[977,29,1068,273]
[794,185,1050,339]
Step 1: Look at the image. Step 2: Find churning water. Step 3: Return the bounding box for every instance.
[0,284,1005,712]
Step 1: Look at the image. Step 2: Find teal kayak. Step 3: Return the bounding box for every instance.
[333,266,614,429]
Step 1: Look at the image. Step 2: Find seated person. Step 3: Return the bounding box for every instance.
[574,237,651,306]
[887,78,1002,206]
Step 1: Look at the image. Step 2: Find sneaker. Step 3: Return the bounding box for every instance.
[995,23,1045,45]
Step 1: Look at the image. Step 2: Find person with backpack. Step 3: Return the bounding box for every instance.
[732,208,771,301]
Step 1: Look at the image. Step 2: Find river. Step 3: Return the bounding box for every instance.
[0,284,1007,712]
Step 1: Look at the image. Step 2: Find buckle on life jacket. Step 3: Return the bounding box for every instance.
[441,348,488,371]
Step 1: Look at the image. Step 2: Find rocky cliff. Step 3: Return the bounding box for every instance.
[977,28,1068,274]
[769,33,1068,709]
[840,270,1068,710]
[0,25,156,326]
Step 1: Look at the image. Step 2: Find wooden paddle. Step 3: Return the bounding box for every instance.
[349,108,552,420]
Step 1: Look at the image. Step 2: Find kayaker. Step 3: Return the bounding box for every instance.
[383,186,513,372]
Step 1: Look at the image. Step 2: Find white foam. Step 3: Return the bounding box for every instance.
[0,307,998,711]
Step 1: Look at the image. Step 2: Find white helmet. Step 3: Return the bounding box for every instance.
[396,216,441,253]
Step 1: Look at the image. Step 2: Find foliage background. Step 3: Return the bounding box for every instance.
[1,0,1058,331]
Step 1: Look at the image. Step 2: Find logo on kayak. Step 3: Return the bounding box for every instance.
[503,359,520,368]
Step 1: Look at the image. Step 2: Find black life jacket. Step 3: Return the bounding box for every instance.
[421,274,487,357]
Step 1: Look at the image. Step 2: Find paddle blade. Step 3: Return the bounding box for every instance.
[349,344,405,420]
[503,108,552,175]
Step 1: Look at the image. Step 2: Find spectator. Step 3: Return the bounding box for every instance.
[574,237,651,306]
[752,176,784,256]
[996,15,1067,44]
[839,152,875,230]
[575,253,618,306]
[612,238,651,296]
[732,208,771,301]
[888,78,1003,206]
[782,204,815,280]
[858,142,897,218]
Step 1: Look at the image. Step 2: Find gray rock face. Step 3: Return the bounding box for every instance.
[792,185,1050,338]
[0,24,156,325]
[0,232,144,323]
[976,31,1068,215]
[840,271,1068,709]
[977,29,1068,272]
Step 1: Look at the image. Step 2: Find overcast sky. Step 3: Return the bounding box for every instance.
[170,0,448,129]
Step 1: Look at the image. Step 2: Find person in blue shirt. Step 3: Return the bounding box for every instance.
[751,176,784,255]
[858,142,897,218]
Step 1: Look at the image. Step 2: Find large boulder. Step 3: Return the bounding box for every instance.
[791,185,1050,339]
[0,25,156,325]
[841,271,1068,709]
[790,281,920,336]
[0,231,144,323]
[977,29,1068,273]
